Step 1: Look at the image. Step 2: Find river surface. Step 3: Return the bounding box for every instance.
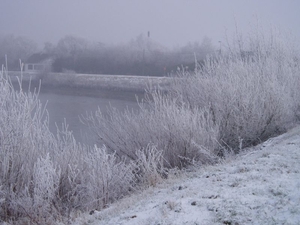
[37,86,144,145]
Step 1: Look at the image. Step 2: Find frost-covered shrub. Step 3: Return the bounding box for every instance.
[82,91,219,168]
[83,26,300,167]
[0,68,137,223]
[83,145,135,210]
[171,27,300,152]
[11,154,62,224]
[135,145,166,187]
[0,70,58,222]
[33,154,60,216]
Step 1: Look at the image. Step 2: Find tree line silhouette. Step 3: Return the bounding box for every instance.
[0,34,215,76]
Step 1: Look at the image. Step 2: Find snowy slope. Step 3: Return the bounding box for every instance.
[75,126,300,225]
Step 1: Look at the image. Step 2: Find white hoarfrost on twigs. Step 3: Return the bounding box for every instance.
[75,125,300,225]
[1,25,300,224]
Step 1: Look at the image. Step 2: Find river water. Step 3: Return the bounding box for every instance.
[38,86,144,145]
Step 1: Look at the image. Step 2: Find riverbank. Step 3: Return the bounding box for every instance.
[7,71,171,93]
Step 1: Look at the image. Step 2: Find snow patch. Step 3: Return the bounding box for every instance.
[75,126,300,225]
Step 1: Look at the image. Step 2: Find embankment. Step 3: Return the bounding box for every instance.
[7,71,171,92]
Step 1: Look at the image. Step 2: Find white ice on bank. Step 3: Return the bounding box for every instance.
[76,126,300,225]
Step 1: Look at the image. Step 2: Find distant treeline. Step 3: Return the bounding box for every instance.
[0,34,215,76]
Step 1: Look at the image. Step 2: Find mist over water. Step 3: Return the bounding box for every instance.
[38,87,143,145]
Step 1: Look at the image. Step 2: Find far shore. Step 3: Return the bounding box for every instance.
[7,71,171,93]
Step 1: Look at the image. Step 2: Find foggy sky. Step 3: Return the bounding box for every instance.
[1,0,300,48]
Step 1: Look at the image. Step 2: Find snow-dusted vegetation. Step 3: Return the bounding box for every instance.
[83,27,300,167]
[170,28,300,153]
[0,69,139,223]
[0,26,300,224]
[78,125,300,225]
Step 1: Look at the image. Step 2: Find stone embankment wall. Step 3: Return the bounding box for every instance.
[7,71,171,91]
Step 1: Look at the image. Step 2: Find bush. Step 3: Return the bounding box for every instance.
[0,69,137,224]
[171,27,300,152]
[82,26,300,168]
[82,91,219,168]
[134,144,167,187]
[83,145,135,210]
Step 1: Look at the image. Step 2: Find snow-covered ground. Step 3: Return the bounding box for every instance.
[75,126,300,225]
